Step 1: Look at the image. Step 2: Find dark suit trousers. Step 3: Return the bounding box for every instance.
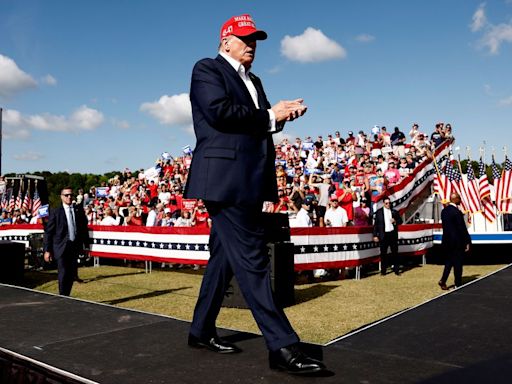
[380,232,399,273]
[57,242,79,296]
[441,248,464,287]
[190,202,299,351]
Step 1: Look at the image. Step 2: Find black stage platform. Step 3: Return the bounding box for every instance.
[1,265,512,383]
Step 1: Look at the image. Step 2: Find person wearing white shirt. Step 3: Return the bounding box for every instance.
[290,201,312,228]
[100,208,118,226]
[324,199,349,227]
[373,197,403,275]
[146,204,158,227]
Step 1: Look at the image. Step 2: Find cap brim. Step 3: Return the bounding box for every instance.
[234,30,267,40]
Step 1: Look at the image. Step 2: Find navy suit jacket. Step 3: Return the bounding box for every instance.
[441,204,471,251]
[43,205,90,259]
[373,207,402,240]
[184,55,278,205]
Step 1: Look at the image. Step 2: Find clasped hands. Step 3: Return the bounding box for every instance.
[272,98,307,122]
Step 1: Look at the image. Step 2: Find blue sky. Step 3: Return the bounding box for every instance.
[1,0,512,174]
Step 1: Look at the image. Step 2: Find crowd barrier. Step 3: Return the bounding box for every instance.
[1,224,434,276]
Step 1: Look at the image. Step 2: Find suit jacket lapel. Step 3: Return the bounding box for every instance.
[59,206,68,236]
[249,73,268,110]
[215,55,259,109]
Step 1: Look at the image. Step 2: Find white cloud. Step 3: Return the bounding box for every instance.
[112,118,130,129]
[471,4,512,54]
[70,105,104,130]
[41,74,57,86]
[471,3,487,32]
[280,27,347,63]
[0,54,37,98]
[3,105,104,139]
[484,83,492,95]
[13,151,44,161]
[479,23,512,54]
[499,95,512,106]
[273,131,295,145]
[355,33,375,43]
[140,93,192,126]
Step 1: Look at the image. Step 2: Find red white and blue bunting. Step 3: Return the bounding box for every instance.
[2,224,433,270]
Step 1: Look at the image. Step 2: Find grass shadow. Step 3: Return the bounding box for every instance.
[294,284,338,304]
[462,274,480,284]
[83,271,146,283]
[103,287,192,305]
[22,270,58,289]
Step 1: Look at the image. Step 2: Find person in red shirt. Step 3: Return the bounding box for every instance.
[147,180,159,202]
[193,200,211,229]
[125,206,142,226]
[336,179,357,222]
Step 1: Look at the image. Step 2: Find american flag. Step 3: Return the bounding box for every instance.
[15,188,22,210]
[478,158,497,223]
[492,157,512,214]
[8,191,15,212]
[478,158,492,199]
[465,164,481,214]
[22,188,32,212]
[32,188,42,217]
[433,158,451,203]
[500,157,512,213]
[446,160,470,213]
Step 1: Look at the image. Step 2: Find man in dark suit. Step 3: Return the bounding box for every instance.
[439,192,471,289]
[43,187,90,296]
[184,14,326,375]
[373,197,403,275]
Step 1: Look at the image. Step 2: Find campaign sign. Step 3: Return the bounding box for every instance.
[182,199,197,211]
[96,187,108,198]
[38,205,49,218]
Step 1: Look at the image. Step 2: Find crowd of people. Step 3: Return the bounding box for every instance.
[0,122,452,229]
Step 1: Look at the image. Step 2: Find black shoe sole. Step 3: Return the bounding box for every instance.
[188,341,241,354]
[270,364,325,375]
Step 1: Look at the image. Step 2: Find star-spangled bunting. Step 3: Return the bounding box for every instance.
[294,236,433,254]
[92,238,210,252]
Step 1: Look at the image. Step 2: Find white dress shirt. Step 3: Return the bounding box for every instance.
[219,51,279,132]
[383,207,394,232]
[63,203,76,241]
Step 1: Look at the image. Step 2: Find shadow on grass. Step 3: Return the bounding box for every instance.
[22,270,58,289]
[83,271,146,283]
[462,274,480,284]
[21,270,147,289]
[103,287,192,305]
[294,284,338,304]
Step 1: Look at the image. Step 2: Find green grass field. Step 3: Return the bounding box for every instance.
[23,262,506,345]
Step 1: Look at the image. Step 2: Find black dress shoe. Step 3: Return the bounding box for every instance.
[438,281,448,290]
[269,344,326,375]
[188,334,242,354]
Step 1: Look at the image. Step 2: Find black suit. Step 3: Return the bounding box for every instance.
[184,55,299,351]
[43,205,89,296]
[440,204,471,287]
[373,207,403,274]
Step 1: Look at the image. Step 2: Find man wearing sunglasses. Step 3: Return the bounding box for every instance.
[373,197,403,275]
[43,187,90,296]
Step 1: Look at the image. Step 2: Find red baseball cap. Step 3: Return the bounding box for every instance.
[220,14,267,41]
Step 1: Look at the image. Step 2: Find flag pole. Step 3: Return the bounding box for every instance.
[429,149,447,204]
